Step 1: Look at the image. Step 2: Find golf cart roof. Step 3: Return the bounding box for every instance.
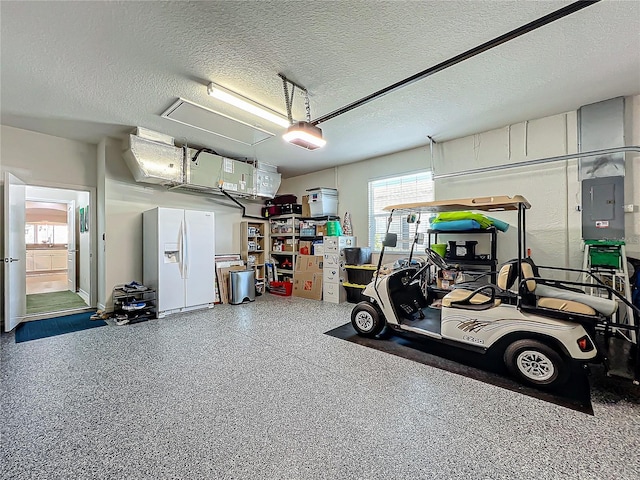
[383,195,531,213]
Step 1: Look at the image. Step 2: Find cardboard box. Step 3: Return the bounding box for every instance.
[306,256,323,272]
[302,195,311,217]
[299,240,312,255]
[293,272,323,300]
[316,223,327,236]
[313,243,324,256]
[295,255,323,272]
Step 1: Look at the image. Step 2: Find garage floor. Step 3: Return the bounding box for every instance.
[2,294,639,479]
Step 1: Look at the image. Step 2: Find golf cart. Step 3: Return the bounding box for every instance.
[351,195,640,388]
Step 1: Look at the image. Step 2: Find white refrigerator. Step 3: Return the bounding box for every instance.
[143,207,215,317]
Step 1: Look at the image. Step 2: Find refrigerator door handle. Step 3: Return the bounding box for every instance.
[183,218,189,279]
[178,220,185,279]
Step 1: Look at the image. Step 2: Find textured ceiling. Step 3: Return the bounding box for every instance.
[1,1,639,177]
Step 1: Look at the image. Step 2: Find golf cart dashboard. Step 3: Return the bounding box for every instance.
[387,267,419,292]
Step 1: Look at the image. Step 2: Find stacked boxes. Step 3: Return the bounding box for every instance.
[293,256,323,300]
[322,236,356,304]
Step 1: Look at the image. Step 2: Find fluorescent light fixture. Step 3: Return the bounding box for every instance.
[283,121,326,150]
[207,82,290,128]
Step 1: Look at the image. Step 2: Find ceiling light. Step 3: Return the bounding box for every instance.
[282,122,326,150]
[207,82,290,128]
[278,74,326,150]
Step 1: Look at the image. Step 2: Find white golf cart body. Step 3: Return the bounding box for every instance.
[363,275,596,361]
[352,195,640,387]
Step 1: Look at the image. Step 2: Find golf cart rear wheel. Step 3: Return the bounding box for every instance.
[351,302,385,337]
[504,339,567,387]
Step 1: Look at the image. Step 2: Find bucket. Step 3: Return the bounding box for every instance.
[326,220,342,236]
[432,243,447,258]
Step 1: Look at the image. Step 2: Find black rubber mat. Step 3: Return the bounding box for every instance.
[325,323,594,415]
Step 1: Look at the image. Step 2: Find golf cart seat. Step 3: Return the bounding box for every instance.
[442,261,519,310]
[520,260,618,318]
[442,286,502,309]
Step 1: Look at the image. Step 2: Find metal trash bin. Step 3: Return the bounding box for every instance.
[230,270,256,305]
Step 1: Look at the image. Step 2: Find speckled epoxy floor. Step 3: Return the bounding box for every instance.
[2,294,639,479]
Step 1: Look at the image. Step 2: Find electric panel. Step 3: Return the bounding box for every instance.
[581,176,624,240]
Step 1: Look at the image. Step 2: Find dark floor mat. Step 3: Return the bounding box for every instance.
[325,323,594,415]
[16,312,104,343]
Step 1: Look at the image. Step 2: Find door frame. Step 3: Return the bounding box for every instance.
[17,180,97,312]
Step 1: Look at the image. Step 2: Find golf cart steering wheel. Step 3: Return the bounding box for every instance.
[425,247,449,270]
[409,247,450,283]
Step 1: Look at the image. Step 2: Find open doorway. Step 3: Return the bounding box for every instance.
[24,186,91,318]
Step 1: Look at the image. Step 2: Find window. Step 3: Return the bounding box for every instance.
[368,171,434,252]
[25,223,69,245]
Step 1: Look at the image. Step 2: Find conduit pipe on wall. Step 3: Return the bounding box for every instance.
[432,146,640,180]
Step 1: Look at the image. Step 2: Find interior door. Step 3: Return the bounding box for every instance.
[67,201,76,292]
[4,172,27,331]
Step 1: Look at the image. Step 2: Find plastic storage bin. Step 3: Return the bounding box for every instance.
[446,240,478,260]
[345,265,377,285]
[269,281,293,296]
[343,247,372,265]
[307,188,338,216]
[588,246,621,268]
[343,282,367,303]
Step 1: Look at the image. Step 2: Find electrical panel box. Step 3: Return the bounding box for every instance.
[581,176,624,240]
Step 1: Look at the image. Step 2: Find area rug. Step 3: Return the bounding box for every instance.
[26,291,88,315]
[15,312,105,343]
[325,323,594,415]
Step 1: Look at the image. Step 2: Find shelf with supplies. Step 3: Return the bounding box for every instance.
[241,220,267,283]
[268,214,301,278]
[112,284,157,324]
[427,227,498,287]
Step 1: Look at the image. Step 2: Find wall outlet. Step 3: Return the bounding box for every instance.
[623,204,637,213]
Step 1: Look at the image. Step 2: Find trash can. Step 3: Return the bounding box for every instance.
[230,270,256,304]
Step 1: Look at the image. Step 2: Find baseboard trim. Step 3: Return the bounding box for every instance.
[78,289,90,304]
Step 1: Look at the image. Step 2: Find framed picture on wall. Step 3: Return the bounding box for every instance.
[84,205,89,232]
[79,208,85,233]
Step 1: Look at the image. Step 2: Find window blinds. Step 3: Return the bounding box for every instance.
[368,171,434,252]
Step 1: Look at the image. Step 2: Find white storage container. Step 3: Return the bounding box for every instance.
[307,188,338,217]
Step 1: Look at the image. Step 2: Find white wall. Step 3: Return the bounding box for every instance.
[100,138,247,309]
[625,95,640,257]
[0,125,253,322]
[280,96,640,269]
[280,149,432,249]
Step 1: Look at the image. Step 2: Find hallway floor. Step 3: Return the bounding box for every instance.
[1,295,639,479]
[26,272,67,295]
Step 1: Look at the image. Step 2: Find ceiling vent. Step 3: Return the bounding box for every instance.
[161,98,276,146]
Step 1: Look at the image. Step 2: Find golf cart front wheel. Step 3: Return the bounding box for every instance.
[351,302,385,337]
[504,339,567,387]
